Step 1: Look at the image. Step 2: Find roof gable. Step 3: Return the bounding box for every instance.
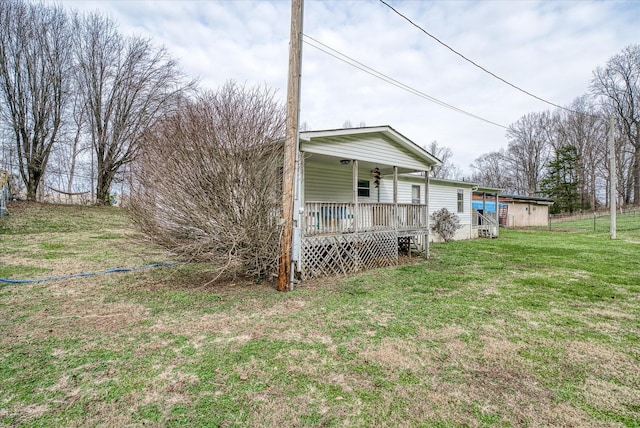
[300,126,441,172]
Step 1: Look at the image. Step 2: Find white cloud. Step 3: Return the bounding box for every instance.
[59,0,640,173]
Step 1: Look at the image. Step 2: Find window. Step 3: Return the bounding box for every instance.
[357,180,370,197]
[457,189,464,213]
[412,185,420,204]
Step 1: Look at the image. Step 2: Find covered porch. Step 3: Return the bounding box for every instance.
[294,126,440,280]
[472,187,503,238]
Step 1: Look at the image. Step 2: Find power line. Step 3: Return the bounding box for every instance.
[378,0,592,117]
[303,34,508,129]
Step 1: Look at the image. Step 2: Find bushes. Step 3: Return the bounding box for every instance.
[430,208,462,242]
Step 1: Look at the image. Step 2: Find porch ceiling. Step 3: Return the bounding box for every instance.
[302,152,423,175]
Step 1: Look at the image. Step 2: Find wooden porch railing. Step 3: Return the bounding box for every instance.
[303,202,428,236]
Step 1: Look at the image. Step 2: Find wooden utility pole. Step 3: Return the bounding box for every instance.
[609,115,616,239]
[278,0,303,291]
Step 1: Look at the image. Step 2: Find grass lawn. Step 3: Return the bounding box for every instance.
[1,202,639,427]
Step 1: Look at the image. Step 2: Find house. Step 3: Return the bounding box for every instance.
[293,126,441,279]
[388,175,479,242]
[291,126,506,280]
[498,194,554,227]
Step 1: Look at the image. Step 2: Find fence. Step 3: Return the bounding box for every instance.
[548,208,640,233]
[1,170,8,216]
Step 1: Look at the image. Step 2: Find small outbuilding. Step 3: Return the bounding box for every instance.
[498,194,554,227]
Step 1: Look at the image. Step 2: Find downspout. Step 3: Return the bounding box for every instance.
[291,150,304,284]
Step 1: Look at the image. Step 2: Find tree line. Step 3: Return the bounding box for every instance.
[470,44,640,213]
[2,0,638,216]
[0,0,193,204]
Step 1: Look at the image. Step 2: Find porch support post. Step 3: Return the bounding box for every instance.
[495,193,500,238]
[299,152,305,220]
[353,159,360,270]
[482,192,486,221]
[424,170,430,258]
[353,159,358,234]
[393,166,398,232]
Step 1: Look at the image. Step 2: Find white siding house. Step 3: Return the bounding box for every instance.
[383,175,477,242]
[295,126,441,280]
[293,126,501,280]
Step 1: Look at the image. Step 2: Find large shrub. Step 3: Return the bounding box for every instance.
[129,82,286,281]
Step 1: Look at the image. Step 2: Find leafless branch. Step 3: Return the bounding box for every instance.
[129,82,286,281]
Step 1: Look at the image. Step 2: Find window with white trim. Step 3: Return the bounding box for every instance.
[412,185,420,204]
[357,180,370,197]
[457,189,464,213]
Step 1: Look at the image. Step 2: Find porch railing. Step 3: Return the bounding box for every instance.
[473,210,499,238]
[303,202,428,236]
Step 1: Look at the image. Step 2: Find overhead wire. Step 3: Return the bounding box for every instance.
[377,0,599,119]
[302,34,508,129]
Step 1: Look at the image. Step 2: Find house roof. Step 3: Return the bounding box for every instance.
[299,126,442,173]
[397,173,477,188]
[473,186,502,194]
[430,177,477,188]
[499,194,555,205]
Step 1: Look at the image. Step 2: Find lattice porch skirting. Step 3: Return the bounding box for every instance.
[300,231,398,280]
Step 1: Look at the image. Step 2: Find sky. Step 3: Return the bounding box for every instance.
[61,0,640,175]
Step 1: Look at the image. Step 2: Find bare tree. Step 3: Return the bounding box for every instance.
[470,149,513,191]
[300,121,311,132]
[591,44,640,205]
[602,105,636,206]
[73,12,191,205]
[130,82,286,281]
[425,140,460,179]
[44,83,95,204]
[555,96,608,209]
[0,0,72,200]
[65,93,91,197]
[504,112,553,195]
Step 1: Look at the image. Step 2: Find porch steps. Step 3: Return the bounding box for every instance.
[478,226,497,238]
[476,211,498,239]
[398,236,424,255]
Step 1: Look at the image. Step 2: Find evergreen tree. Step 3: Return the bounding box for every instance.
[542,145,581,214]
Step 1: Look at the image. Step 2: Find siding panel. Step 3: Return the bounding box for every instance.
[380,177,474,242]
[304,159,379,203]
[303,164,476,242]
[302,135,430,171]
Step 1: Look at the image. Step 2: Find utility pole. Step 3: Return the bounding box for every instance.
[278,0,303,292]
[609,115,616,239]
